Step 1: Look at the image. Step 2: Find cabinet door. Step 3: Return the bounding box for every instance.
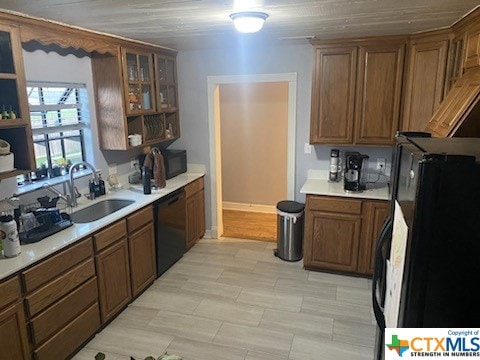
[128,222,156,297]
[185,195,197,251]
[402,38,449,132]
[95,238,131,323]
[464,29,480,70]
[310,46,357,144]
[196,188,206,240]
[0,302,30,360]
[446,32,466,93]
[357,201,390,276]
[355,43,405,145]
[304,210,361,273]
[154,54,178,111]
[122,48,155,115]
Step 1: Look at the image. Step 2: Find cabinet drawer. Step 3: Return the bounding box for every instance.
[0,276,21,310]
[307,196,362,215]
[30,276,98,346]
[127,206,153,233]
[25,258,95,317]
[94,220,127,252]
[33,302,100,360]
[22,238,93,293]
[184,177,204,198]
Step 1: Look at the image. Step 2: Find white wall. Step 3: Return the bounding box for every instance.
[175,42,393,230]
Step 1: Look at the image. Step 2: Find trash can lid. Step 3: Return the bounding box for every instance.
[276,200,305,213]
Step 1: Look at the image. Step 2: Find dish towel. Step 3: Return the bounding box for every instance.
[143,147,166,188]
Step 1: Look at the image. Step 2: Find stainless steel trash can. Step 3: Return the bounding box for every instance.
[274,200,305,261]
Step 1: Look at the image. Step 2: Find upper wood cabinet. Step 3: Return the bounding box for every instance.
[0,21,35,179]
[401,31,450,132]
[464,28,480,70]
[122,48,156,115]
[355,42,405,145]
[310,46,357,144]
[92,47,179,150]
[310,38,405,145]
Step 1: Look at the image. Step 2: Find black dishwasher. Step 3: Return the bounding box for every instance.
[153,188,186,277]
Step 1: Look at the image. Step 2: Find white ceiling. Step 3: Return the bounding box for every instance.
[0,0,479,51]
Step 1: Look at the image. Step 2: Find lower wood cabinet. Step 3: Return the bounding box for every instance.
[20,238,99,360]
[303,194,389,277]
[127,206,156,297]
[304,196,362,273]
[185,177,205,251]
[357,200,390,275]
[0,277,29,360]
[94,221,131,324]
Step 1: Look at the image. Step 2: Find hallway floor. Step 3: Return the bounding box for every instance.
[73,237,376,360]
[222,210,277,241]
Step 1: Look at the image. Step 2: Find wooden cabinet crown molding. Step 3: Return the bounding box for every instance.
[0,10,178,56]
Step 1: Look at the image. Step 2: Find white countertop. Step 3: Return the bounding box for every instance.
[0,172,204,281]
[300,170,390,201]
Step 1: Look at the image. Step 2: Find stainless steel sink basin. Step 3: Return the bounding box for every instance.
[70,199,135,223]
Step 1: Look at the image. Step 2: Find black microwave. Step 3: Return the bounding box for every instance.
[161,149,187,179]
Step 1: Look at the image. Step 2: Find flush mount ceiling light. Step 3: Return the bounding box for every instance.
[230,11,269,33]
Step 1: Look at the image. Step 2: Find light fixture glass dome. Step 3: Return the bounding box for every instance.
[230,12,269,33]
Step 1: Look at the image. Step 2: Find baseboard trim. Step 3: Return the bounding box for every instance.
[222,201,277,214]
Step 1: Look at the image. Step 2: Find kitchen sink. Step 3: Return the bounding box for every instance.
[70,199,135,223]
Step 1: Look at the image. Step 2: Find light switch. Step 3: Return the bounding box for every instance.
[304,143,312,154]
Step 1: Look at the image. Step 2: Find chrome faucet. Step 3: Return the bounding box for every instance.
[68,161,99,207]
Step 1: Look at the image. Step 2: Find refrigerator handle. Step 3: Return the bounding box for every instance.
[372,216,392,330]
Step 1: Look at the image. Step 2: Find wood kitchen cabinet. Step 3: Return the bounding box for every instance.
[21,238,100,360]
[0,276,29,360]
[94,220,131,324]
[357,200,390,275]
[401,30,451,132]
[309,46,357,144]
[0,21,35,179]
[185,177,206,251]
[464,28,480,70]
[126,206,156,296]
[310,37,405,145]
[445,32,466,93]
[303,195,389,276]
[92,46,179,150]
[303,196,362,273]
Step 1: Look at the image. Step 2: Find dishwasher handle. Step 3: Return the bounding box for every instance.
[155,188,185,208]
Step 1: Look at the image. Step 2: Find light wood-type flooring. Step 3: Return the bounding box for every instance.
[74,237,376,360]
[222,210,277,241]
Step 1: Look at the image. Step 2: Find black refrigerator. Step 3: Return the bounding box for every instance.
[372,134,480,360]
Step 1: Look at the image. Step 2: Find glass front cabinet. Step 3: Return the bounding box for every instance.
[0,21,35,179]
[122,49,155,115]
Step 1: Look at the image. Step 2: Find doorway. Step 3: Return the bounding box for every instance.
[207,73,297,240]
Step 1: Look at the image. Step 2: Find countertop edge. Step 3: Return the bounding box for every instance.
[0,172,205,281]
[300,178,390,201]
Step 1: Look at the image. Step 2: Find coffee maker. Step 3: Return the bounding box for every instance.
[344,152,369,192]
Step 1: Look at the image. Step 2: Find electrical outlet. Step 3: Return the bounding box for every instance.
[376,158,386,173]
[304,143,312,154]
[108,163,117,175]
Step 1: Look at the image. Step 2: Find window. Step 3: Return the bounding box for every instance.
[24,82,88,181]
